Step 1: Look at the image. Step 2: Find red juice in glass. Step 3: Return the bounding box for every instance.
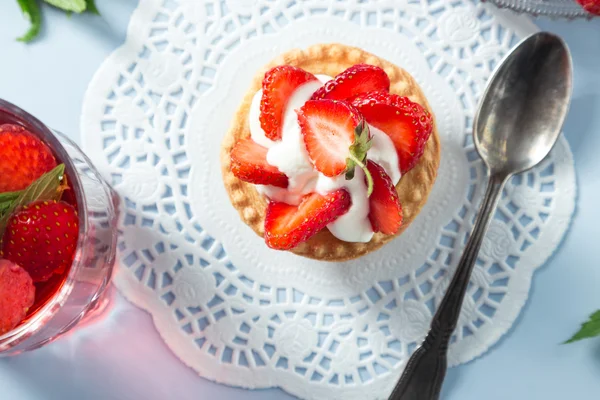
[0,110,77,325]
[0,99,118,355]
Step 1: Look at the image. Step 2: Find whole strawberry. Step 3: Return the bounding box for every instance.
[0,259,35,334]
[2,200,79,282]
[0,124,57,192]
[576,0,600,15]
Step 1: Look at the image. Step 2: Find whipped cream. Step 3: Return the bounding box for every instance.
[249,75,401,243]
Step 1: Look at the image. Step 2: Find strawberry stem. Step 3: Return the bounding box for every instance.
[347,153,373,197]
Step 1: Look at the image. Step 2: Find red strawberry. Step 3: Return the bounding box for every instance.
[298,100,362,177]
[264,189,351,250]
[366,161,402,235]
[230,138,288,188]
[2,200,79,282]
[260,65,318,141]
[297,100,374,192]
[311,64,390,101]
[576,0,600,14]
[0,124,57,192]
[0,259,35,334]
[352,91,433,173]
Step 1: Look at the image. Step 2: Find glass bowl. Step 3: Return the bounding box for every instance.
[486,0,593,18]
[0,99,119,356]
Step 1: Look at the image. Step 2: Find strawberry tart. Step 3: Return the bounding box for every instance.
[221,44,440,261]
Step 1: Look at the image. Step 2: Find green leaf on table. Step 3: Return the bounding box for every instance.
[564,310,600,344]
[0,164,66,236]
[43,0,86,13]
[85,0,99,14]
[16,0,42,43]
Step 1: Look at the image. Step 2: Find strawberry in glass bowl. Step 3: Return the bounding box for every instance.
[0,99,118,355]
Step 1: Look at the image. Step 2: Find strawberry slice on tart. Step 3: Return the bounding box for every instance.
[260,65,318,141]
[366,161,403,235]
[264,189,352,250]
[297,99,374,194]
[230,138,289,188]
[311,64,390,101]
[352,91,433,174]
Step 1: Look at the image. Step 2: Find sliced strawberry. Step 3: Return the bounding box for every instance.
[297,100,374,193]
[230,138,288,188]
[298,100,362,177]
[0,259,35,334]
[352,91,433,173]
[265,189,351,250]
[2,200,79,282]
[311,64,390,101]
[259,65,318,141]
[0,124,57,192]
[366,161,403,235]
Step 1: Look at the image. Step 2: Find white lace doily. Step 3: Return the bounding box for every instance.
[80,1,576,399]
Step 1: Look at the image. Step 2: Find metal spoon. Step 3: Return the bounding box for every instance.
[388,31,572,400]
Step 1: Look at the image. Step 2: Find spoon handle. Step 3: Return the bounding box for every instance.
[388,173,507,400]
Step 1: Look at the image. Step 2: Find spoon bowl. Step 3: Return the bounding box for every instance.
[474,32,572,177]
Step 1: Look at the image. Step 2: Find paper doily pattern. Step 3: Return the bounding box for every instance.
[81,1,575,399]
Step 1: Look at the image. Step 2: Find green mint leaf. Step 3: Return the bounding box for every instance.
[0,204,12,216]
[10,164,66,206]
[0,191,22,204]
[0,201,17,216]
[0,191,22,216]
[16,0,42,43]
[564,310,600,344]
[85,0,99,14]
[43,0,86,13]
[0,164,66,236]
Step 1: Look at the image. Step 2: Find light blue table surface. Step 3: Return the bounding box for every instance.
[1,2,600,399]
